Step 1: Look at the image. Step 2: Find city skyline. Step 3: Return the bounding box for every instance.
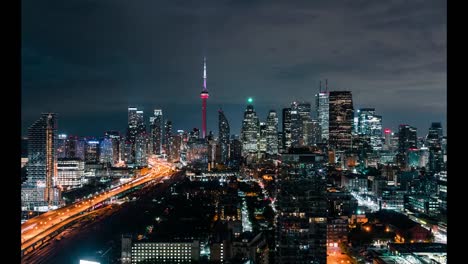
[22,0,446,137]
[21,1,447,263]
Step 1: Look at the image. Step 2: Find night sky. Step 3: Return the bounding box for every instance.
[22,0,446,137]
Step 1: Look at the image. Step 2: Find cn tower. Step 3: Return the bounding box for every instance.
[200,57,209,138]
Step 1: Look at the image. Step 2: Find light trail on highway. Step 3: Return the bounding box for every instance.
[21,158,175,253]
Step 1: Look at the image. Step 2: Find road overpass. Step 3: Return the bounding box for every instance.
[21,158,175,254]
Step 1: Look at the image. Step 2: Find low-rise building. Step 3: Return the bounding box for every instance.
[379,187,405,211]
[56,158,85,190]
[231,232,269,264]
[130,240,200,263]
[406,195,439,217]
[341,173,368,193]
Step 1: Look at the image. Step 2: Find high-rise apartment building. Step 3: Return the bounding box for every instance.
[22,113,61,211]
[150,109,163,155]
[276,149,328,263]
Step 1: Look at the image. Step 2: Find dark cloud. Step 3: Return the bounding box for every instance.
[22,0,446,136]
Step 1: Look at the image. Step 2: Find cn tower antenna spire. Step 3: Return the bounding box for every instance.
[203,56,207,91]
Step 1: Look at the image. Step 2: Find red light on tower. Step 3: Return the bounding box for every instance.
[384,129,391,134]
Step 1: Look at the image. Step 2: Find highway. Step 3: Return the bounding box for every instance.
[21,157,174,253]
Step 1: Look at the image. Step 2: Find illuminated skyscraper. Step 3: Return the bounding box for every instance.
[277,132,284,154]
[282,108,292,151]
[57,134,67,158]
[200,57,209,138]
[258,122,268,158]
[22,113,61,211]
[169,133,182,162]
[398,125,417,152]
[427,122,444,173]
[127,107,139,143]
[64,135,78,159]
[99,136,113,165]
[329,91,354,151]
[164,120,173,157]
[303,119,321,146]
[126,107,145,165]
[84,139,100,163]
[315,80,329,142]
[150,109,163,155]
[419,145,429,168]
[296,102,312,120]
[397,124,417,168]
[105,131,121,165]
[77,138,87,160]
[383,128,392,150]
[229,135,242,165]
[290,101,310,147]
[218,109,230,163]
[135,132,148,167]
[266,110,279,156]
[241,99,260,157]
[357,108,383,150]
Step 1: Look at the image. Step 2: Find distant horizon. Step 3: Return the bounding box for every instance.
[21,100,446,139]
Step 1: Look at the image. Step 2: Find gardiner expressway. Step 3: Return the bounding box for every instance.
[21,158,175,254]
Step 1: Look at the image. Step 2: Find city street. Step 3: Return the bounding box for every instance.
[327,245,354,264]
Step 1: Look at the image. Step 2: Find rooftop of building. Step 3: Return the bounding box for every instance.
[285,147,322,154]
[388,243,447,253]
[372,210,418,230]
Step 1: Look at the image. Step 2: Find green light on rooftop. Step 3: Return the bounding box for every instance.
[247,97,253,103]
